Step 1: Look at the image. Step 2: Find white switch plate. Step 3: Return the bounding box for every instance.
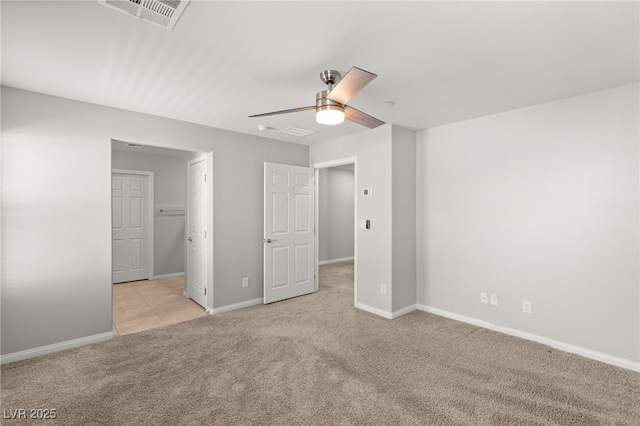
[242,277,249,288]
[480,292,488,304]
[522,300,532,314]
[359,220,367,229]
[380,283,387,295]
[490,294,499,306]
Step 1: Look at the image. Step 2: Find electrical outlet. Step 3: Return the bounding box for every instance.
[490,294,499,306]
[242,277,249,288]
[380,283,387,295]
[480,292,488,304]
[522,300,532,314]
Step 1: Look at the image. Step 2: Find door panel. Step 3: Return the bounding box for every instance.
[272,193,289,233]
[294,194,310,231]
[294,244,310,283]
[264,162,315,304]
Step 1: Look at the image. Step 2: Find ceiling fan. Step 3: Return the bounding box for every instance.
[249,67,385,129]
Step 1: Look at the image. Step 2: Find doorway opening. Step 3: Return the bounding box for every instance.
[110,140,212,336]
[312,157,358,306]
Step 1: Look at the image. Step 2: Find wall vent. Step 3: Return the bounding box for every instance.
[278,126,318,138]
[99,0,190,31]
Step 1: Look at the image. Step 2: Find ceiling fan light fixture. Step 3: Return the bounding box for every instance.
[316,105,345,125]
[315,89,345,125]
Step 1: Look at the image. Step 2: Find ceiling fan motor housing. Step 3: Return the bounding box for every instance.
[316,90,344,110]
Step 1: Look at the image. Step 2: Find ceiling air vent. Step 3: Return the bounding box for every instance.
[99,0,190,31]
[278,126,318,138]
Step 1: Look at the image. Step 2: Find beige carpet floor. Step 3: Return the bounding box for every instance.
[2,262,639,425]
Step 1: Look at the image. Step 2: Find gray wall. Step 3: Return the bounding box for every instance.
[416,83,639,363]
[391,127,417,312]
[112,149,188,277]
[310,125,418,315]
[319,168,354,262]
[1,86,308,356]
[310,125,394,313]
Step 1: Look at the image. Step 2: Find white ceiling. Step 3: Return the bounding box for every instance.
[2,1,638,146]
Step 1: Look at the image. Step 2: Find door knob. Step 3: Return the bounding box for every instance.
[264,238,278,243]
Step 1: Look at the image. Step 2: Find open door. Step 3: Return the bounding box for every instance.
[263,162,315,304]
[187,155,209,309]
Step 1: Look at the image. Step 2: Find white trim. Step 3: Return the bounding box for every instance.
[112,168,155,281]
[152,272,184,280]
[206,152,214,312]
[391,303,417,319]
[418,305,496,330]
[417,304,640,372]
[355,302,416,319]
[318,256,354,266]
[356,302,393,319]
[1,332,114,365]
[211,297,263,315]
[311,157,358,308]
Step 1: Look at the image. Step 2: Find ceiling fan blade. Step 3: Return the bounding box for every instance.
[249,106,315,118]
[326,67,377,105]
[344,105,385,129]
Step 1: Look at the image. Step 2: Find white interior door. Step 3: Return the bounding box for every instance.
[187,156,208,308]
[112,173,149,283]
[264,162,315,304]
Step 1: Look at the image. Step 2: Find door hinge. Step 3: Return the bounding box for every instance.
[204,231,207,238]
[204,174,207,182]
[204,287,207,295]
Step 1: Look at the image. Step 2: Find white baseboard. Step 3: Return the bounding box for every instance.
[392,304,417,319]
[152,272,184,280]
[318,257,354,266]
[211,297,263,315]
[417,304,640,373]
[356,303,417,319]
[0,331,114,365]
[356,302,393,319]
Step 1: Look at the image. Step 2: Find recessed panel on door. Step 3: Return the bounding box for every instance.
[130,197,143,229]
[112,178,124,191]
[112,239,124,273]
[131,238,142,270]
[272,171,289,186]
[130,179,142,192]
[271,246,289,289]
[294,194,310,233]
[112,196,124,230]
[272,192,289,234]
[294,243,310,284]
[294,173,309,188]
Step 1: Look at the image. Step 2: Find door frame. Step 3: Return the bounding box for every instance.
[311,157,358,307]
[112,169,155,282]
[185,152,214,313]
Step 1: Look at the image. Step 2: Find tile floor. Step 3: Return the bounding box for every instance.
[113,276,207,336]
